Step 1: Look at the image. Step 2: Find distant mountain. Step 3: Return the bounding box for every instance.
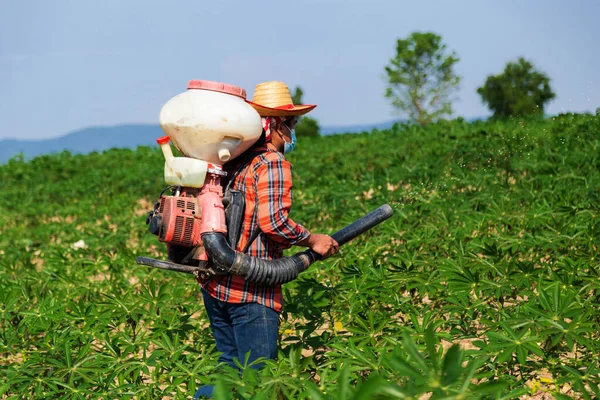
[0,124,165,164]
[0,118,484,164]
[0,121,401,164]
[320,120,400,135]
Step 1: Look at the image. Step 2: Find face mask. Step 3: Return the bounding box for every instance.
[282,123,297,154]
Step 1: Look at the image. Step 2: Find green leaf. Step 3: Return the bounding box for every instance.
[553,394,575,400]
[441,344,464,386]
[401,332,428,370]
[212,377,232,400]
[336,365,351,400]
[516,346,527,366]
[386,353,426,380]
[352,374,386,400]
[425,324,439,369]
[303,381,327,400]
[471,380,508,396]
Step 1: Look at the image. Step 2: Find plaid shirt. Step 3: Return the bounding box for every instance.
[200,143,310,312]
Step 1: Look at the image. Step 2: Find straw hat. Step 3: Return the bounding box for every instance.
[247,81,316,117]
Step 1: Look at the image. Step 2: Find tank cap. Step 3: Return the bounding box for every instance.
[156,136,170,145]
[187,80,247,99]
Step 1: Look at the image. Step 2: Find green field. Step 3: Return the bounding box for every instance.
[1,113,599,399]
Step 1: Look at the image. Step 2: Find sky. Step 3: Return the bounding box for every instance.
[1,0,599,140]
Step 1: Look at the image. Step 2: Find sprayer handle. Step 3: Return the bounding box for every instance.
[330,204,394,247]
[297,204,394,266]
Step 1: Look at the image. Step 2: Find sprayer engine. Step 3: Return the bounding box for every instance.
[147,190,202,248]
[145,160,229,268]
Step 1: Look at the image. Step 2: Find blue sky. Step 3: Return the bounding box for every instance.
[1,0,598,140]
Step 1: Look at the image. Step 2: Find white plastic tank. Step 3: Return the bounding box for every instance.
[159,80,263,165]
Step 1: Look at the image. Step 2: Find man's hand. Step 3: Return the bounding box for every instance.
[299,234,339,259]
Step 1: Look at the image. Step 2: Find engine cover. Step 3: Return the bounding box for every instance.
[156,195,202,247]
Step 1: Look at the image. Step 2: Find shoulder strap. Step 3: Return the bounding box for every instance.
[224,147,268,254]
[224,146,268,194]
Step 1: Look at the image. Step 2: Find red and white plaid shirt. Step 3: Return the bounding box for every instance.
[199,142,310,312]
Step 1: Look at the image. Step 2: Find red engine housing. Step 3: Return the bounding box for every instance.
[157,195,202,247]
[147,170,227,263]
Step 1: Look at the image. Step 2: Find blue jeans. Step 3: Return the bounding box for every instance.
[194,289,280,399]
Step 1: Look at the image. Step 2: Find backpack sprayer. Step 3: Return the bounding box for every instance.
[136,80,393,284]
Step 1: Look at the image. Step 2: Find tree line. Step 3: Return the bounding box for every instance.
[295,30,557,135]
[385,31,556,126]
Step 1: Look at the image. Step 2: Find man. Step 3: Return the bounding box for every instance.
[194,81,338,399]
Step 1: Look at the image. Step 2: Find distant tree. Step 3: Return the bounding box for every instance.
[477,57,556,118]
[291,86,304,106]
[291,86,320,137]
[384,32,460,126]
[295,116,320,138]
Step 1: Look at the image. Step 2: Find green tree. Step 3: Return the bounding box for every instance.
[477,57,556,118]
[291,86,320,137]
[295,116,320,138]
[291,86,304,106]
[384,32,460,126]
